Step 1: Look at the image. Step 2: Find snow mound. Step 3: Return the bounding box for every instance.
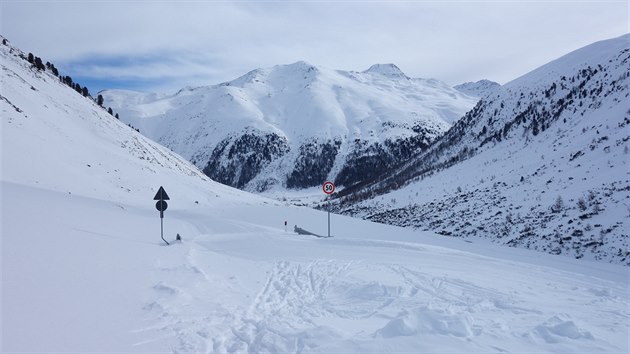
[529,314,594,343]
[376,307,480,338]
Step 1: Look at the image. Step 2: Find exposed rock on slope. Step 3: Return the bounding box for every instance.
[333,34,630,265]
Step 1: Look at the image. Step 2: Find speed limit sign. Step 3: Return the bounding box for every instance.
[322,181,335,195]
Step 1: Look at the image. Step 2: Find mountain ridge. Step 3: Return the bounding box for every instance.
[332,33,630,265]
[103,61,478,192]
[0,36,254,206]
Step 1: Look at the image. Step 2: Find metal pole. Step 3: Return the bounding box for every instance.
[161,216,169,245]
[328,200,331,237]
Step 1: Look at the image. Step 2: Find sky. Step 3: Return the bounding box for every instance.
[1,1,628,94]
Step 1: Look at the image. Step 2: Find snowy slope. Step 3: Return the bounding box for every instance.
[334,34,630,265]
[3,37,629,354]
[103,62,477,192]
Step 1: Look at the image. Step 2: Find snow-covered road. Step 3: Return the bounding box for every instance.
[151,234,628,353]
[3,182,628,353]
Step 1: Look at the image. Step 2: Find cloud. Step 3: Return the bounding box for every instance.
[2,1,627,93]
[61,51,231,93]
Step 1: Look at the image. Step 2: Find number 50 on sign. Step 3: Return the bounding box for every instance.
[323,181,335,195]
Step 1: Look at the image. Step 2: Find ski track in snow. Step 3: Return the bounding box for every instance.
[217,260,350,353]
[137,237,628,354]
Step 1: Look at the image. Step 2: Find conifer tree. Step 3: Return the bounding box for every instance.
[34,57,45,70]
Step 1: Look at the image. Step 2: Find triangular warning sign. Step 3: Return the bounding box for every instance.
[153,186,170,200]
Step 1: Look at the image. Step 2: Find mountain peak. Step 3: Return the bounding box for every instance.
[363,63,408,79]
[278,61,319,74]
[103,59,476,192]
[454,79,501,98]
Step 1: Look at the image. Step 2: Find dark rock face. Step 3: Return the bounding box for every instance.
[203,132,289,189]
[335,126,434,188]
[202,120,441,191]
[286,139,342,189]
[335,140,389,187]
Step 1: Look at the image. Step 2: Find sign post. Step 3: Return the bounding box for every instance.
[322,181,335,237]
[154,186,170,245]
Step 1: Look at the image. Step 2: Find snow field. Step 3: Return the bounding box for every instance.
[5,180,628,353]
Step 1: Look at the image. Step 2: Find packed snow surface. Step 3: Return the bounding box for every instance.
[5,182,629,353]
[2,37,629,353]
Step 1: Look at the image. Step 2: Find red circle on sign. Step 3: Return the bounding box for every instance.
[322,181,335,195]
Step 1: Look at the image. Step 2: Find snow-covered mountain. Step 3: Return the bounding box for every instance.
[0,42,251,208]
[333,34,630,265]
[2,36,629,353]
[103,62,477,192]
[454,79,501,98]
